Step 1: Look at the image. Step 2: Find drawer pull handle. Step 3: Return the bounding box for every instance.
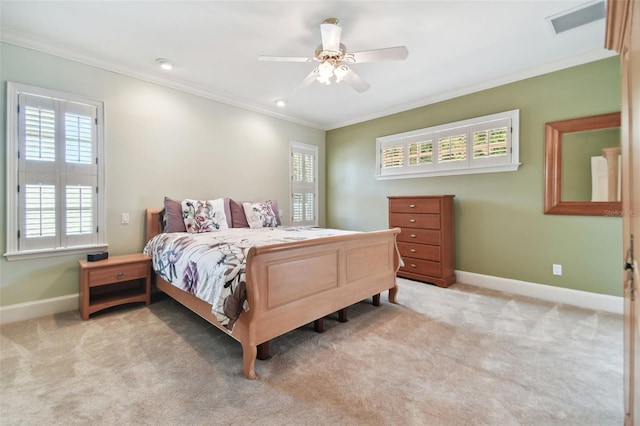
[409,204,416,208]
[116,272,125,279]
[410,249,417,253]
[409,219,416,223]
[411,264,417,268]
[410,234,417,238]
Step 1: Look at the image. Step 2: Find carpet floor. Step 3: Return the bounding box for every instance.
[0,278,623,425]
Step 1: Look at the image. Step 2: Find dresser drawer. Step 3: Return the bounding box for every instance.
[389,198,441,214]
[396,228,441,245]
[400,257,441,277]
[88,262,149,287]
[397,242,441,261]
[389,213,440,229]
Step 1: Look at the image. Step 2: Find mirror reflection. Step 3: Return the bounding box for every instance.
[561,127,621,202]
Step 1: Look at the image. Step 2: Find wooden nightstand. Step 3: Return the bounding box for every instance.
[79,253,151,320]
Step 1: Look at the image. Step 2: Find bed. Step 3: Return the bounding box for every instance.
[144,207,401,379]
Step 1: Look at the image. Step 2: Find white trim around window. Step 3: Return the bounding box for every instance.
[5,82,107,261]
[376,109,520,179]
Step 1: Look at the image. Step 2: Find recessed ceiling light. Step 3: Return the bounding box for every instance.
[275,100,286,108]
[156,58,173,71]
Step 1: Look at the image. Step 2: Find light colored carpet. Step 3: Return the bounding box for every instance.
[0,278,623,425]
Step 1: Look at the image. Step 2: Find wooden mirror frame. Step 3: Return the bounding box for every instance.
[544,112,622,216]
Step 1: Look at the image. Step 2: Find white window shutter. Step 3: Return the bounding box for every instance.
[7,82,105,258]
[18,172,58,251]
[376,110,519,179]
[407,133,436,173]
[290,142,318,226]
[469,118,512,167]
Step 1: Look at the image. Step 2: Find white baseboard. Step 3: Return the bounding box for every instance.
[0,272,623,325]
[0,294,79,325]
[456,270,623,315]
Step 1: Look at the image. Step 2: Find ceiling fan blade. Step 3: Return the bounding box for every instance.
[350,46,409,63]
[320,18,342,53]
[342,68,370,93]
[296,68,319,89]
[258,55,313,62]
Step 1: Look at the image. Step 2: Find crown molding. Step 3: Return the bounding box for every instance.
[0,29,325,130]
[326,48,618,130]
[1,28,617,132]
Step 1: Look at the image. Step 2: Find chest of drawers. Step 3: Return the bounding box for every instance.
[388,195,455,287]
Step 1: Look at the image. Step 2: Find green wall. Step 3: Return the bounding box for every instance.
[326,57,622,297]
[0,43,325,307]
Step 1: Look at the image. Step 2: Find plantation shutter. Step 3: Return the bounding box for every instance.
[407,133,436,173]
[436,127,469,170]
[16,92,98,251]
[290,142,317,226]
[381,142,405,171]
[469,118,512,167]
[62,101,98,247]
[376,110,519,179]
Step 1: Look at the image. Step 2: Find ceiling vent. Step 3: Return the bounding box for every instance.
[547,1,606,35]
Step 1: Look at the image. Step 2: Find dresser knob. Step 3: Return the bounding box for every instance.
[410,264,417,268]
[116,272,124,279]
[409,219,416,223]
[410,234,417,238]
[410,249,416,253]
[409,204,416,208]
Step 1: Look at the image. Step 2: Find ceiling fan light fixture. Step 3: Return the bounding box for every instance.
[318,61,334,77]
[334,65,349,83]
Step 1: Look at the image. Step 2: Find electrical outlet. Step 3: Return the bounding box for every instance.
[552,264,562,276]
[121,213,130,225]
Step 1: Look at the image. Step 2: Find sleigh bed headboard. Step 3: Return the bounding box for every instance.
[145,208,163,244]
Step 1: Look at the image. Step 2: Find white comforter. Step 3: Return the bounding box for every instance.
[143,227,355,330]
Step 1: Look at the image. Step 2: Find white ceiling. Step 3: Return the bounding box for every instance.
[0,1,615,130]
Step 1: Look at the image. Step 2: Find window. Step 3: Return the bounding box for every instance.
[5,82,106,260]
[290,142,318,227]
[376,109,520,179]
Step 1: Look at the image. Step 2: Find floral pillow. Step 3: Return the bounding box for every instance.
[242,201,278,229]
[181,198,229,233]
[229,199,281,228]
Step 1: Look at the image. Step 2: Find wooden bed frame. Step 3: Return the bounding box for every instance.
[145,208,401,379]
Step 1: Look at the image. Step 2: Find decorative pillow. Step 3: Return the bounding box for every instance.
[229,199,249,228]
[269,200,282,226]
[230,199,281,228]
[163,196,187,233]
[181,198,229,233]
[222,198,233,228]
[242,201,278,229]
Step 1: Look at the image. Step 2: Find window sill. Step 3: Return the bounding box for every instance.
[4,244,109,261]
[376,163,521,180]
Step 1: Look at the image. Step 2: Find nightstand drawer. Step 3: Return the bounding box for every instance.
[389,213,440,229]
[396,228,441,245]
[88,262,149,287]
[389,198,440,214]
[399,257,441,277]
[397,242,441,261]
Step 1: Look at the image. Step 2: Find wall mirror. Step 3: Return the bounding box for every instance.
[544,112,621,216]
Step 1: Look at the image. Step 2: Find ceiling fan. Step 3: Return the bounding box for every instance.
[259,18,409,93]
